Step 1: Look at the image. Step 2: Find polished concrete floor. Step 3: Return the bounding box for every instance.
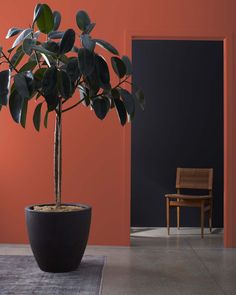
[1,228,236,295]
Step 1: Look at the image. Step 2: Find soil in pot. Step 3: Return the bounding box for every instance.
[33,205,83,212]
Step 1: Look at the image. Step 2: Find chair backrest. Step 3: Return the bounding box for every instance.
[176,168,213,192]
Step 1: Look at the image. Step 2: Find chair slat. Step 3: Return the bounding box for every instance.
[176,168,213,190]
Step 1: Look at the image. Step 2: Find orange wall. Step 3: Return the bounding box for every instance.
[0,0,236,246]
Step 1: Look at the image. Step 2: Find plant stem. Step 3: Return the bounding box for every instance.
[61,77,131,113]
[62,97,85,113]
[54,100,62,208]
[54,114,58,205]
[1,50,19,73]
[114,76,130,88]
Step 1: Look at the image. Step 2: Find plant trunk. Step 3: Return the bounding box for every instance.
[54,100,62,208]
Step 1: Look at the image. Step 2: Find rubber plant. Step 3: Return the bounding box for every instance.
[0,3,145,209]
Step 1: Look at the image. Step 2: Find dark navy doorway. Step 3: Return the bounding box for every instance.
[131,40,224,228]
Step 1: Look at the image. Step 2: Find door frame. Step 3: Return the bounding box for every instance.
[122,31,233,247]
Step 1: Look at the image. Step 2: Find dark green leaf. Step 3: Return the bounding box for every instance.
[114,98,127,126]
[42,40,59,53]
[31,44,56,56]
[9,28,33,52]
[33,102,43,131]
[86,70,100,95]
[44,110,49,128]
[129,109,135,121]
[33,4,43,26]
[94,39,119,55]
[42,66,57,96]
[35,83,43,94]
[53,11,61,31]
[135,89,145,110]
[20,99,28,128]
[57,70,71,99]
[81,34,95,51]
[58,55,68,64]
[10,83,15,95]
[83,96,90,107]
[34,67,47,80]
[19,60,37,72]
[66,57,81,82]
[122,55,132,75]
[84,23,96,34]
[76,10,91,31]
[59,29,75,55]
[28,51,40,62]
[14,71,34,100]
[92,97,110,120]
[111,57,126,78]
[14,73,30,99]
[48,30,64,39]
[78,86,90,106]
[9,91,24,123]
[42,67,58,110]
[111,88,120,100]
[130,82,139,93]
[78,48,95,76]
[41,53,52,67]
[36,4,54,34]
[6,27,23,39]
[110,88,120,108]
[118,88,135,115]
[0,70,11,105]
[95,54,110,86]
[22,38,36,55]
[24,71,35,96]
[45,91,59,111]
[10,48,24,68]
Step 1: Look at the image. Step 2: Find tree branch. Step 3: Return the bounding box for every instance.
[62,77,131,113]
[114,76,130,88]
[62,97,86,113]
[1,50,19,73]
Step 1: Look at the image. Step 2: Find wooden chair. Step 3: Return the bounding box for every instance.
[165,168,213,238]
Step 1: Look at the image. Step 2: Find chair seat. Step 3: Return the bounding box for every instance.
[165,194,212,200]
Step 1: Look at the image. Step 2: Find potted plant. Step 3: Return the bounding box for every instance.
[0,3,145,272]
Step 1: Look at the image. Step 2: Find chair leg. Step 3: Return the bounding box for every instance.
[201,200,204,238]
[177,198,180,230]
[166,198,170,235]
[177,207,180,230]
[209,199,213,233]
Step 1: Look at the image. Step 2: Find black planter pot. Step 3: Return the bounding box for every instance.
[25,203,92,273]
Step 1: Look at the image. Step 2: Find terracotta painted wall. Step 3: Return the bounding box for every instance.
[0,0,236,246]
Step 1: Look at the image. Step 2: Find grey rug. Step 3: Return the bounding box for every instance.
[0,255,105,295]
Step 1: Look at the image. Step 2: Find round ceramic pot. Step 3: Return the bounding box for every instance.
[25,203,92,273]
